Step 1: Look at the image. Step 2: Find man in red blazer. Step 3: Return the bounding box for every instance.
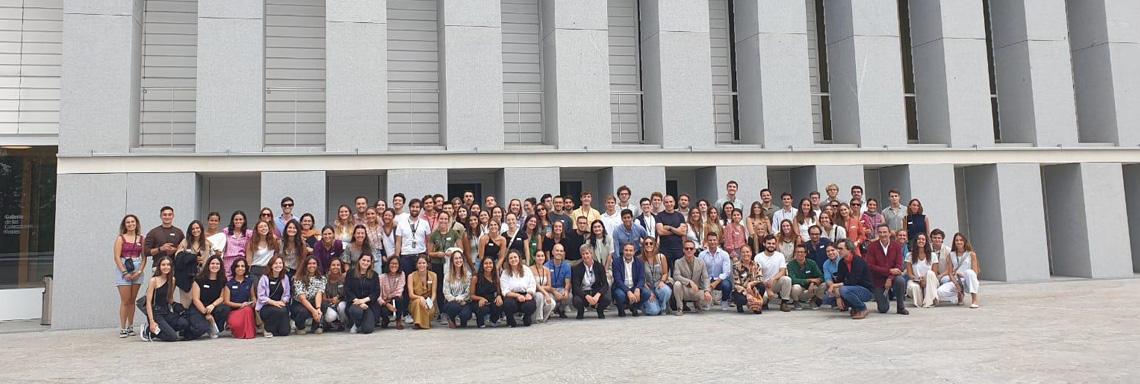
[863,224,910,315]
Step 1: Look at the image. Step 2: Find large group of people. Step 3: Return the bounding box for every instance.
[112,181,982,341]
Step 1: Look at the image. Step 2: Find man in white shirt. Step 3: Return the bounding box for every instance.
[698,233,733,311]
[392,193,407,222]
[615,185,640,218]
[771,192,798,234]
[753,235,793,312]
[809,191,823,217]
[599,195,622,238]
[714,180,744,214]
[395,198,431,275]
[636,198,657,240]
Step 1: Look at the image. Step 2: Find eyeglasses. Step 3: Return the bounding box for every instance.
[281,203,293,208]
[683,247,696,251]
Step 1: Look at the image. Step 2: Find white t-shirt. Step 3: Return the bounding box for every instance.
[909,257,936,277]
[397,216,431,255]
[753,251,787,283]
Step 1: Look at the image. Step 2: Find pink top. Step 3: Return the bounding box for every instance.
[722,224,746,257]
[223,227,254,259]
[120,235,142,259]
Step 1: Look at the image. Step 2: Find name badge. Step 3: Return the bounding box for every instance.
[203,284,211,289]
[270,281,278,286]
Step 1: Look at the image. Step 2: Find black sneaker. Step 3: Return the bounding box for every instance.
[139,328,152,342]
[812,297,824,308]
[897,308,910,315]
[558,310,567,319]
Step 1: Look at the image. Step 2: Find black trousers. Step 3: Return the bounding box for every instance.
[443,301,474,326]
[346,304,377,334]
[259,305,291,336]
[186,305,230,339]
[379,297,407,326]
[474,300,502,327]
[289,301,322,332]
[573,290,611,317]
[874,275,909,313]
[151,311,187,342]
[501,297,536,327]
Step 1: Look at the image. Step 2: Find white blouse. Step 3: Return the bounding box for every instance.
[499,267,537,296]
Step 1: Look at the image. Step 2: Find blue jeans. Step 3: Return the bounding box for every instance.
[711,278,733,303]
[839,285,874,312]
[613,286,646,311]
[642,284,673,316]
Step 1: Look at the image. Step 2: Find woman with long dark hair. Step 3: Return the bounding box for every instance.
[256,256,292,337]
[471,257,503,328]
[312,225,344,274]
[345,254,381,334]
[291,256,326,334]
[222,211,252,280]
[378,256,406,330]
[141,256,187,342]
[904,199,931,248]
[223,259,256,339]
[585,219,613,283]
[279,219,308,275]
[938,233,981,308]
[322,258,348,331]
[246,220,280,281]
[795,198,818,242]
[114,214,144,338]
[188,255,229,339]
[344,225,372,266]
[478,220,507,269]
[523,215,543,266]
[299,213,320,248]
[905,234,939,308]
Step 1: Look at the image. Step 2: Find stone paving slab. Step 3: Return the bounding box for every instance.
[0,278,1137,383]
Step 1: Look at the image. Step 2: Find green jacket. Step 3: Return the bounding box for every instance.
[787,258,823,286]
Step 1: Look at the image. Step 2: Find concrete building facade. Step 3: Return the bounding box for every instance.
[0,0,1135,328]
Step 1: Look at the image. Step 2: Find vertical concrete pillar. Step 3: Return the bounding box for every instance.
[963,164,1050,282]
[439,0,504,150]
[499,167,560,201]
[542,0,611,149]
[909,0,995,147]
[387,169,447,203]
[879,164,960,236]
[600,166,666,202]
[732,1,813,148]
[1043,163,1133,278]
[1125,165,1140,272]
[1067,0,1140,146]
[196,0,264,152]
[59,0,142,155]
[695,166,768,208]
[824,0,907,146]
[53,174,127,329]
[792,165,865,200]
[989,0,1079,146]
[326,0,387,152]
[261,171,327,222]
[639,0,715,148]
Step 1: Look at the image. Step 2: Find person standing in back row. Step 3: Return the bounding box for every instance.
[145,206,185,269]
[655,195,688,278]
[395,199,431,275]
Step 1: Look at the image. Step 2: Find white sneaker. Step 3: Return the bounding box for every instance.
[720,301,730,311]
[209,323,220,338]
[263,330,273,338]
[350,325,358,334]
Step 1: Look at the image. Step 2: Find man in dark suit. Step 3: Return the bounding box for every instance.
[830,239,876,319]
[611,243,646,317]
[863,225,909,315]
[572,244,611,319]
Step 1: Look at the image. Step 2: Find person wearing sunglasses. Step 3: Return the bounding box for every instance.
[670,240,710,315]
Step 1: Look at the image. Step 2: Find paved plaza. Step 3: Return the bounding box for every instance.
[1,278,1137,383]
